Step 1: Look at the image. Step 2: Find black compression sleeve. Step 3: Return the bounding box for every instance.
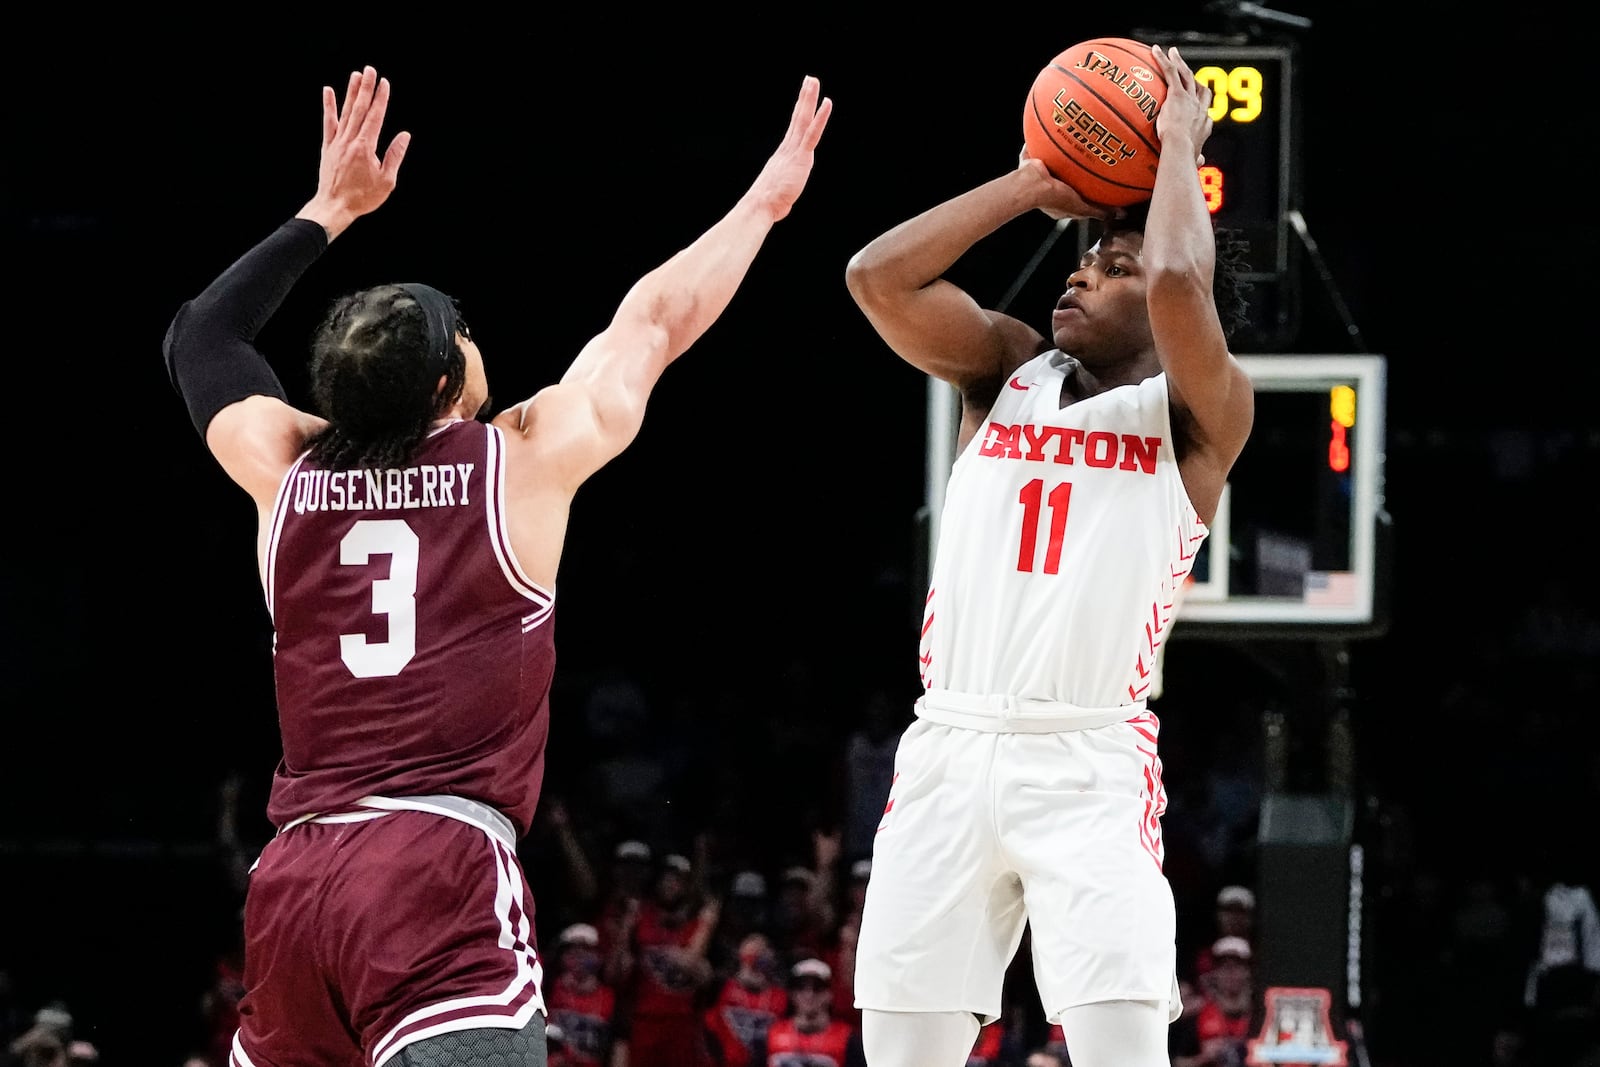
[162,216,329,438]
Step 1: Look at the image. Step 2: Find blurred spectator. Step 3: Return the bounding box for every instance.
[547,923,619,1067]
[214,771,257,900]
[1194,885,1256,992]
[1166,977,1208,1067]
[840,687,904,864]
[830,903,862,1031]
[1524,876,1600,1009]
[188,904,246,1067]
[771,868,831,969]
[171,774,257,1067]
[546,1020,579,1067]
[1518,858,1600,1067]
[710,871,772,980]
[594,839,655,962]
[842,860,871,933]
[826,857,872,1030]
[770,829,843,971]
[538,798,604,927]
[611,852,719,1067]
[755,958,857,1067]
[6,1003,97,1067]
[1171,936,1254,1067]
[1024,1047,1069,1067]
[704,933,787,1067]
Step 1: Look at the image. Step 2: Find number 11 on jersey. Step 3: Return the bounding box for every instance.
[1017,479,1073,574]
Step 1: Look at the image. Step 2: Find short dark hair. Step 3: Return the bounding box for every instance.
[305,284,468,470]
[1095,203,1254,344]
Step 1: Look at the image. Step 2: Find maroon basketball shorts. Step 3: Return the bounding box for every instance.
[231,808,545,1066]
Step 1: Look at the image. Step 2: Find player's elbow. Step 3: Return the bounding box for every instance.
[162,303,193,384]
[844,245,905,317]
[844,246,873,300]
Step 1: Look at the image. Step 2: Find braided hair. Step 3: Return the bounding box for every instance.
[304,284,468,470]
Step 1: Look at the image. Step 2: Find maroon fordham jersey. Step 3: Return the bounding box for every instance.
[263,419,554,835]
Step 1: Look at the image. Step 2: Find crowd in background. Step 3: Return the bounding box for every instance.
[3,425,1598,1064]
[3,620,1596,1066]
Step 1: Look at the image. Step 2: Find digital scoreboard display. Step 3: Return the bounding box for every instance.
[1165,42,1296,281]
[1064,41,1298,348]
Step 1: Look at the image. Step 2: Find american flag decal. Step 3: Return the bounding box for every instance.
[1304,571,1357,607]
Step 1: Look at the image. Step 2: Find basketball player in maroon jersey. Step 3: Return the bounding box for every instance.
[162,66,830,1066]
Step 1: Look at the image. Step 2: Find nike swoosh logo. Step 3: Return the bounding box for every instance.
[1008,376,1031,391]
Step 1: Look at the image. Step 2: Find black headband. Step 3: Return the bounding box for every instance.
[396,282,458,379]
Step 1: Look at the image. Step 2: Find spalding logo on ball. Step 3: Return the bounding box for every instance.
[1023,37,1168,207]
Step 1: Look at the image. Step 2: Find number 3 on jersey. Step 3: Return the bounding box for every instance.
[340,519,419,678]
[1017,478,1073,574]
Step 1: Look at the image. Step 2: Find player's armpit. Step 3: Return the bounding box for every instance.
[206,395,325,505]
[495,381,634,497]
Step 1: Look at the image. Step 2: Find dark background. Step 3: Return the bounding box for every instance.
[4,4,1596,1062]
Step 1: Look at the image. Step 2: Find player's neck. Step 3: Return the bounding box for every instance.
[1058,350,1160,399]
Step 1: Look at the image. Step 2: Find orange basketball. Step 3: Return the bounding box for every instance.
[1022,37,1167,207]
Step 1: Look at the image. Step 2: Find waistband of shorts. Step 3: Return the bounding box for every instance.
[279,794,517,851]
[915,688,1142,733]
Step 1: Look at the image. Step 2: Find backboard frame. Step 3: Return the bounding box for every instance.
[919,353,1391,641]
[1174,353,1389,639]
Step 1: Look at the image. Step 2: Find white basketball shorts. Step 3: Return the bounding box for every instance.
[852,713,1179,1024]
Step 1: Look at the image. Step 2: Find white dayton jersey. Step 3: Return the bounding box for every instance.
[921,350,1206,720]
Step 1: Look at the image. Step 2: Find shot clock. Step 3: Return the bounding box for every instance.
[1180,42,1297,282]
[1064,39,1299,348]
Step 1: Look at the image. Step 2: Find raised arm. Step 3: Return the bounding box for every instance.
[1143,46,1253,485]
[843,156,1115,396]
[162,66,410,508]
[496,76,832,493]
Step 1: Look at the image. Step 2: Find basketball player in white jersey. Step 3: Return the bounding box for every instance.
[842,45,1254,1067]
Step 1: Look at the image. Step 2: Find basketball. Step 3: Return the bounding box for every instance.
[1022,37,1167,207]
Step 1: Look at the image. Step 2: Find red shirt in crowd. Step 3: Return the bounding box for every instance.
[630,903,708,1018]
[547,976,616,1067]
[762,1017,855,1067]
[705,978,788,1067]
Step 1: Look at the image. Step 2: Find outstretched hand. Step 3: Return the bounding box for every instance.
[749,75,832,223]
[298,66,411,240]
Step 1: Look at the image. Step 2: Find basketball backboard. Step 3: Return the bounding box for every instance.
[919,354,1390,641]
[1176,354,1389,639]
